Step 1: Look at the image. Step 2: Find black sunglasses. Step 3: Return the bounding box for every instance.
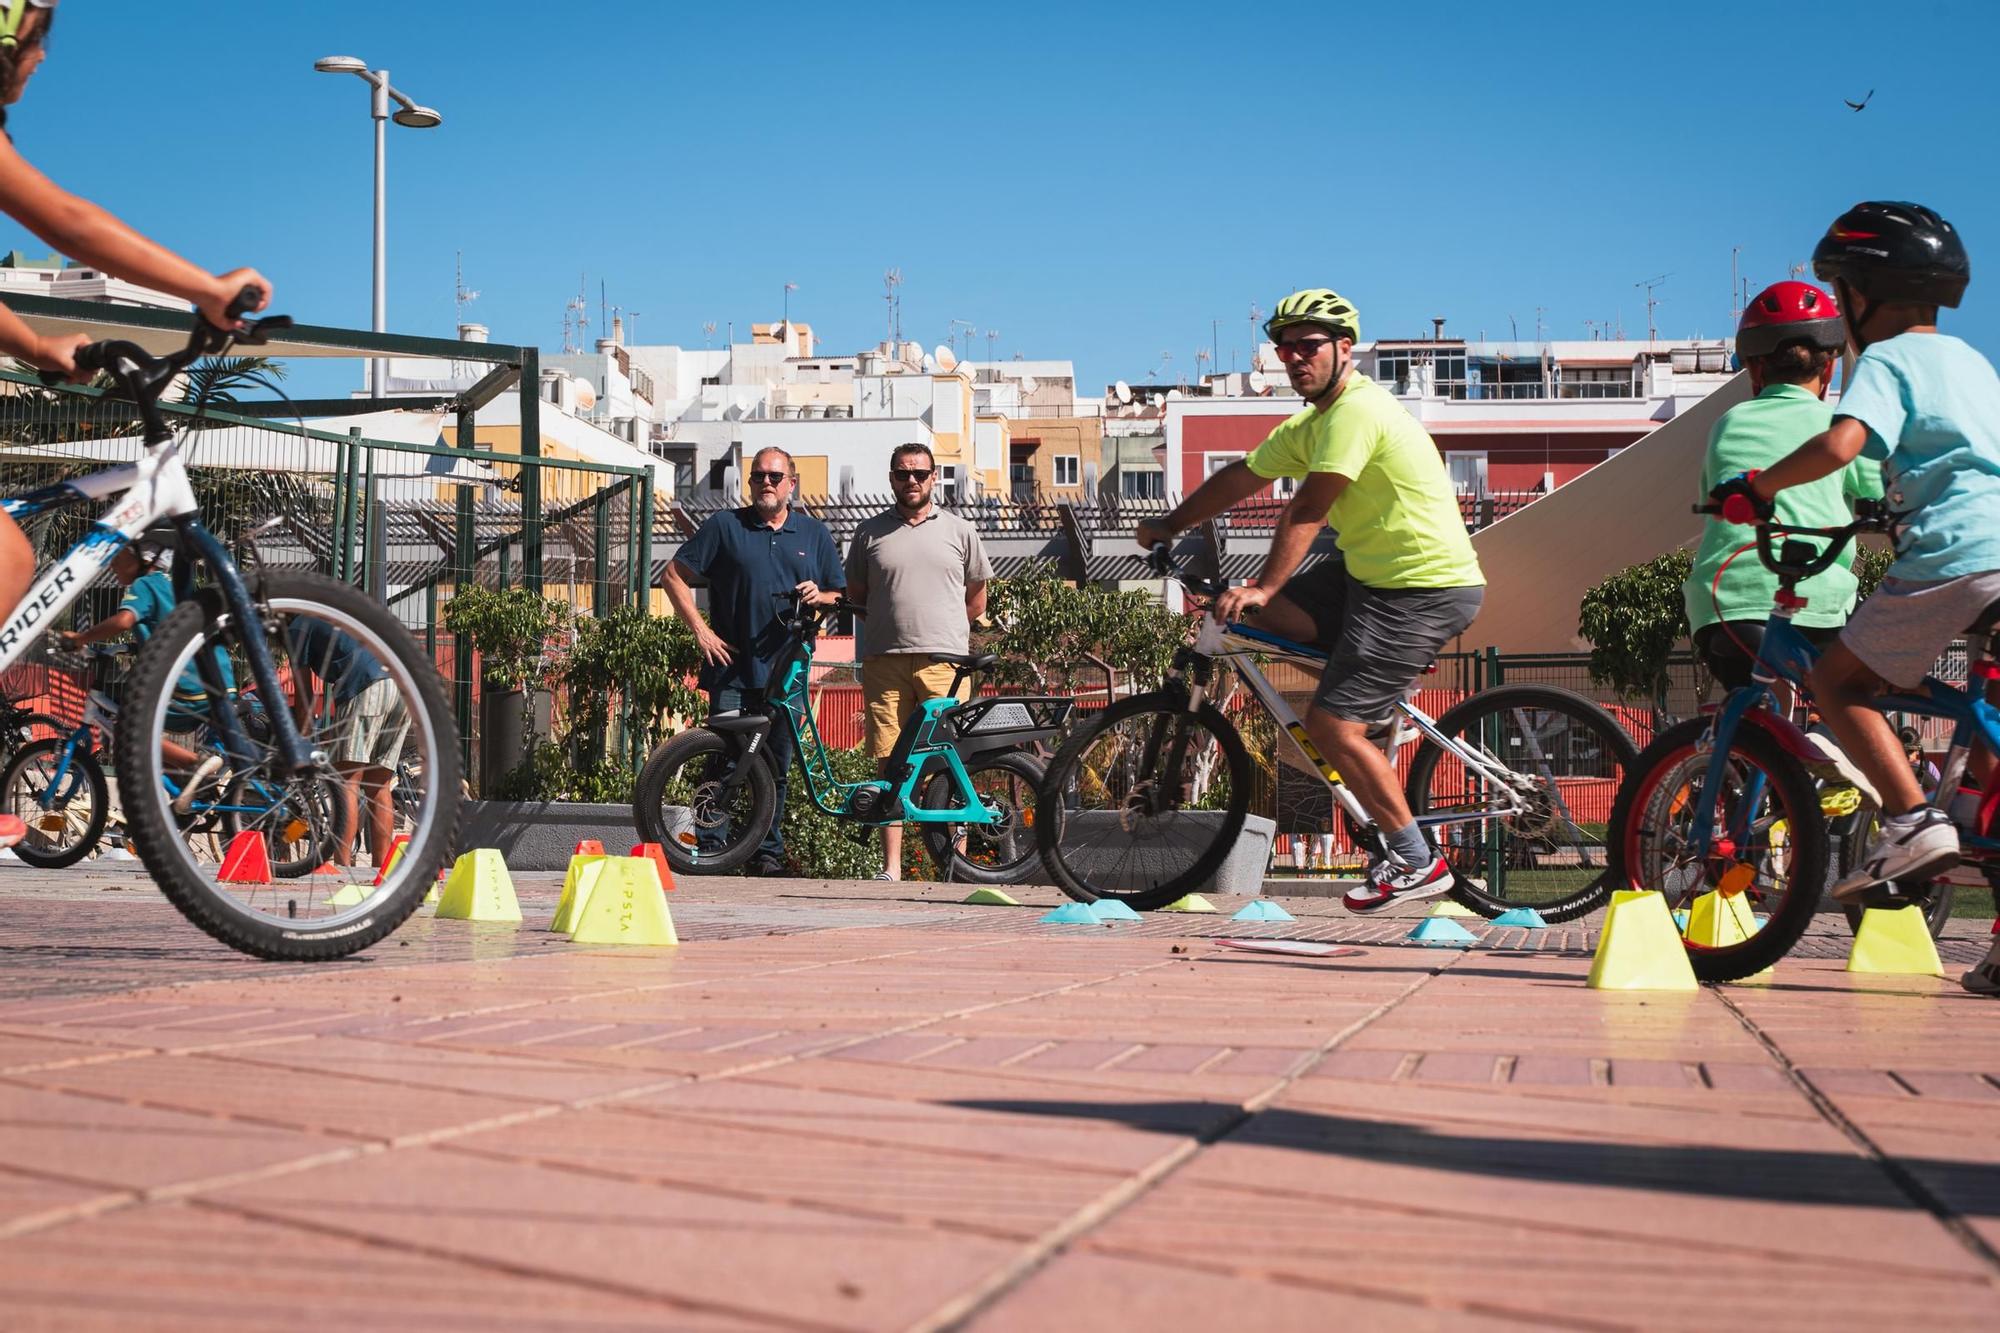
[891,467,934,482]
[749,470,790,485]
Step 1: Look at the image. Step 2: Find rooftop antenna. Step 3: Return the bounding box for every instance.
[562,272,588,354]
[1195,347,1212,383]
[1635,273,1668,344]
[1583,318,1603,341]
[883,268,902,341]
[453,250,479,331]
[949,318,976,365]
[986,329,999,365]
[702,321,716,349]
[1730,246,1743,323]
[1509,314,1518,341]
[625,310,641,344]
[783,281,798,324]
[599,280,608,347]
[1248,302,1264,366]
[1535,306,1547,343]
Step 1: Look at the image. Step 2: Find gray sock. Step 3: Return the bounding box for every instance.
[1384,820,1433,869]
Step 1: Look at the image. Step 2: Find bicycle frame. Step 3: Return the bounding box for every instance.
[1186,611,1543,838]
[0,436,315,777]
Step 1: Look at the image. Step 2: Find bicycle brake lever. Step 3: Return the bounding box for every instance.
[234,315,294,347]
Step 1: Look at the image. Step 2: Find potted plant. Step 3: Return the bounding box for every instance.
[441,586,574,793]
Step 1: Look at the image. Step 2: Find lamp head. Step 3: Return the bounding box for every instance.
[313,55,368,74]
[392,104,442,129]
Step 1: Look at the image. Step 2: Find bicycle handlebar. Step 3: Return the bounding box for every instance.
[1692,497,1892,582]
[38,286,293,413]
[1147,542,1228,599]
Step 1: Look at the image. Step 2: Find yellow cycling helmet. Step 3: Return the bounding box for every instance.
[1265,288,1360,344]
[0,0,54,51]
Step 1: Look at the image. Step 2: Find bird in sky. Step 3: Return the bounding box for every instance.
[1845,89,1875,112]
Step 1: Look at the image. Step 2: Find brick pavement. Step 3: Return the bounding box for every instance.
[0,860,1996,1330]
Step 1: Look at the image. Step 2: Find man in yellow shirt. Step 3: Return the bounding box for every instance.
[1138,288,1484,910]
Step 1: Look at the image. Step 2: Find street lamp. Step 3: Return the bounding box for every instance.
[313,55,442,396]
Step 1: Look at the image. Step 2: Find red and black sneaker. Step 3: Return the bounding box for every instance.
[1342,855,1453,913]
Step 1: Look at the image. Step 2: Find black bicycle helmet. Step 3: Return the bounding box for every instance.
[1811,201,1970,308]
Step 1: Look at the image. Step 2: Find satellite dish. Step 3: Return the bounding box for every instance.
[933,344,958,371]
[1165,388,1183,401]
[1113,380,1132,405]
[921,354,939,374]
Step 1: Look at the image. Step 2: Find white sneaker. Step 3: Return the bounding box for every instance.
[1832,808,1959,903]
[1801,732,1881,809]
[172,754,232,816]
[1962,933,2000,997]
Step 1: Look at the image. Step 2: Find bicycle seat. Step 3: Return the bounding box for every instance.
[931,651,999,673]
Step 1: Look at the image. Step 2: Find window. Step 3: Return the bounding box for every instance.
[1053,455,1079,487]
[1446,453,1488,495]
[940,465,960,504]
[707,459,729,493]
[1206,452,1244,477]
[1121,470,1165,500]
[701,375,721,387]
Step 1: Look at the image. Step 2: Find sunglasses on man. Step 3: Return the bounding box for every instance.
[891,467,934,482]
[1273,336,1335,362]
[749,470,791,485]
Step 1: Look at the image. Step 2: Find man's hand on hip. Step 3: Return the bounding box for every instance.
[1213,583,1271,624]
[694,624,735,667]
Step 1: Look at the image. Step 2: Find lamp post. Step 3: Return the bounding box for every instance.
[313,56,442,397]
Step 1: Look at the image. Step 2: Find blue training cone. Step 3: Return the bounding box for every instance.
[1407,917,1479,947]
[1231,900,1295,923]
[1040,902,1101,925]
[1088,898,1142,921]
[1490,907,1548,929]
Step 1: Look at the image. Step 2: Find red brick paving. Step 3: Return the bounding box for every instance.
[0,863,1996,1328]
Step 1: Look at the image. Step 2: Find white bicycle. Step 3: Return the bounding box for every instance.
[0,291,461,959]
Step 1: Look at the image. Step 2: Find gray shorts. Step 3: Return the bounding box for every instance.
[333,677,409,768]
[1841,570,2000,688]
[1277,559,1484,724]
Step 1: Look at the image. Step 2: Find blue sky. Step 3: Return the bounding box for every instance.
[16,1,2000,397]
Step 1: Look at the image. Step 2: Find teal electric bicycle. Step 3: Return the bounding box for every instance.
[634,590,1073,882]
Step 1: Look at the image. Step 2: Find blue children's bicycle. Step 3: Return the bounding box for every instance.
[1609,501,1983,982]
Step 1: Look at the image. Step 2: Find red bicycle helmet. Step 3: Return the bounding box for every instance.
[1735,280,1847,360]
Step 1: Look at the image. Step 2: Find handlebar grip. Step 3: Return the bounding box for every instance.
[1719,494,1763,526]
[72,343,111,375]
[1692,503,1720,515]
[226,285,265,321]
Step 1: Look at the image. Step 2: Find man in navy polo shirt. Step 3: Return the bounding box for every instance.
[663,446,844,874]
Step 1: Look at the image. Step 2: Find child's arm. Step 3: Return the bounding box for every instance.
[0,135,268,332]
[1751,418,1871,505]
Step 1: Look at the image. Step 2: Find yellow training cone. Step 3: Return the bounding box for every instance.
[1159,894,1217,913]
[1847,907,1943,976]
[323,883,371,907]
[1587,890,1698,991]
[1429,900,1478,918]
[1686,889,1773,982]
[434,849,522,923]
[568,856,678,946]
[551,854,609,932]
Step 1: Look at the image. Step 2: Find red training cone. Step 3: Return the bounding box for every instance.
[218,830,272,884]
[372,833,411,886]
[575,838,605,856]
[631,842,676,892]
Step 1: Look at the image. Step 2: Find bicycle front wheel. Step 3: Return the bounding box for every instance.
[1,738,107,868]
[1609,717,1826,983]
[115,571,461,961]
[920,749,1044,884]
[1034,692,1249,910]
[1406,684,1639,923]
[639,728,776,875]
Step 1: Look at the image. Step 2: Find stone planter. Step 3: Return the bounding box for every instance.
[1058,810,1276,896]
[459,800,638,871]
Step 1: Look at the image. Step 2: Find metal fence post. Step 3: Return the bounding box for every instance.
[593,489,610,618]
[453,485,476,776]
[342,427,364,585]
[518,348,543,591]
[637,466,655,615]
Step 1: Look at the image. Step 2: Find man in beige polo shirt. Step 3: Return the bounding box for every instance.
[844,443,993,880]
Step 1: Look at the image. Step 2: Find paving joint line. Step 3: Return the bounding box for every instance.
[1711,986,2000,1275]
[906,952,1467,1333]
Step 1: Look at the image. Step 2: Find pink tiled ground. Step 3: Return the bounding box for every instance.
[0,862,1996,1329]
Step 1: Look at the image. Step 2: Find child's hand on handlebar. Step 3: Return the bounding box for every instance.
[197,269,272,331]
[28,333,91,382]
[1708,471,1774,525]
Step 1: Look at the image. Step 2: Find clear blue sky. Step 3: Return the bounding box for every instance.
[17,1,2000,397]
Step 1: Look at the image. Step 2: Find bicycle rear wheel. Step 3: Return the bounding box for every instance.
[1608,718,1826,982]
[920,749,1044,884]
[1033,691,1249,910]
[1405,684,1638,922]
[1,738,107,868]
[115,571,461,961]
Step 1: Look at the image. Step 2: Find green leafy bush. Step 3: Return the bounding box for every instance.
[986,561,1189,694]
[442,586,573,690]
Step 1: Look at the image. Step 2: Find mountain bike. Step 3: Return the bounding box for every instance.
[0,292,460,959]
[1033,545,1639,913]
[1609,503,1986,982]
[633,590,1072,882]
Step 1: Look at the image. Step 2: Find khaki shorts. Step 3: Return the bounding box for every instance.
[334,677,409,768]
[1841,570,2000,689]
[863,654,966,759]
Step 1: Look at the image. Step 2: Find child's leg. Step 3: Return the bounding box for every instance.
[1809,643,1925,813]
[0,511,33,620]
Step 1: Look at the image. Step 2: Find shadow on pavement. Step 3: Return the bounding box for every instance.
[944,1097,1994,1213]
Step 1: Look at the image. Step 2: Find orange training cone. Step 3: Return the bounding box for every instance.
[631,842,676,892]
[372,833,411,886]
[575,838,606,856]
[218,830,272,884]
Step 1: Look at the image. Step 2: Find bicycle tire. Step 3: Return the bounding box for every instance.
[920,748,1044,885]
[640,727,776,875]
[1405,684,1639,923]
[1034,691,1249,910]
[1833,807,1955,938]
[1609,717,1826,983]
[1,737,108,868]
[115,571,461,961]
